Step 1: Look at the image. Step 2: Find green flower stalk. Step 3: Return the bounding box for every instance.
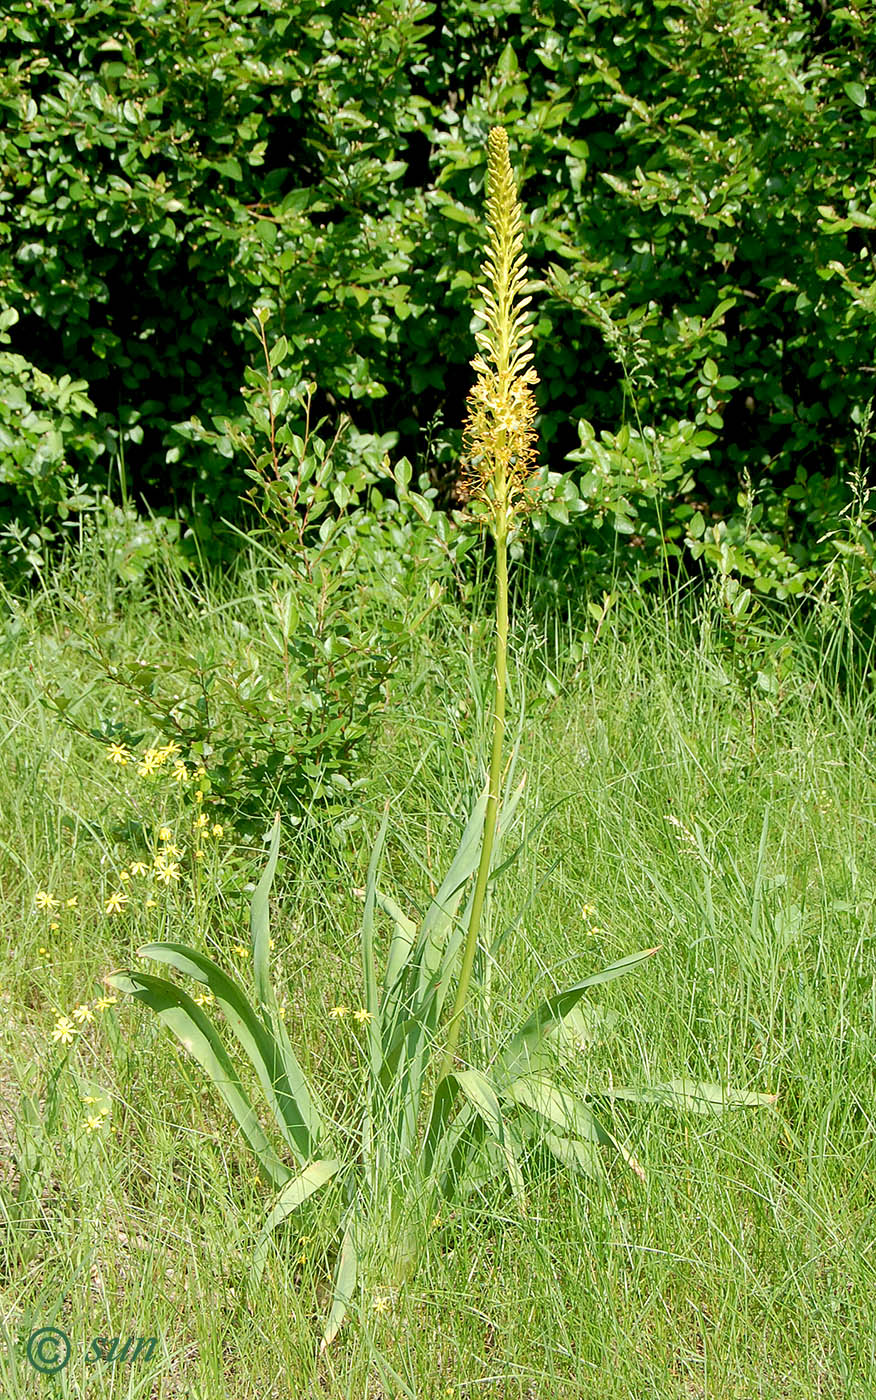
[440,127,540,1078]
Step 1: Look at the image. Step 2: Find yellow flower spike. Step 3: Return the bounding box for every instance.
[458,125,540,527]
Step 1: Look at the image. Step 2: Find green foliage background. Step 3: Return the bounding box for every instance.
[1,0,875,590]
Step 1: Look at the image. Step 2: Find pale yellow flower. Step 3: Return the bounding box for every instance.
[65,896,78,908]
[172,761,189,783]
[195,813,209,829]
[72,1003,94,1024]
[49,921,59,931]
[83,1114,104,1132]
[211,824,224,838]
[158,740,181,760]
[119,869,131,882]
[94,995,117,1011]
[371,1294,390,1314]
[353,1008,373,1024]
[145,898,157,909]
[129,861,149,877]
[107,742,130,765]
[155,861,181,886]
[329,1005,348,1019]
[158,827,173,843]
[35,891,59,910]
[232,944,250,959]
[52,1016,77,1044]
[105,891,129,914]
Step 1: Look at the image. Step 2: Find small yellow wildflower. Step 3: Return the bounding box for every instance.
[107,742,130,765]
[38,947,48,956]
[129,861,149,877]
[66,896,78,908]
[194,766,207,779]
[194,790,204,804]
[105,891,129,914]
[158,827,173,843]
[194,991,215,1007]
[49,921,59,931]
[581,904,595,919]
[158,740,181,760]
[137,750,162,777]
[119,869,131,882]
[155,862,181,886]
[35,891,59,910]
[232,944,250,959]
[195,813,209,829]
[83,1114,104,1132]
[329,1005,348,1019]
[72,1003,95,1024]
[371,1295,390,1314]
[278,1006,287,1019]
[353,1008,373,1024]
[211,824,224,838]
[172,761,189,783]
[52,1016,77,1044]
[94,995,117,1011]
[145,898,157,909]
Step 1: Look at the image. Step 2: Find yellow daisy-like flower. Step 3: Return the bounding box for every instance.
[35,890,59,910]
[371,1295,390,1314]
[94,995,117,1011]
[129,861,149,877]
[158,826,173,843]
[72,1003,95,1024]
[119,869,131,882]
[353,1008,373,1024]
[278,1006,287,1019]
[66,896,78,908]
[171,761,189,783]
[195,813,209,829]
[232,944,250,959]
[155,862,181,886]
[107,742,130,765]
[329,1005,348,1020]
[105,891,129,914]
[137,750,162,777]
[158,740,181,760]
[52,1015,77,1044]
[193,991,215,1007]
[211,824,224,838]
[83,1114,104,1132]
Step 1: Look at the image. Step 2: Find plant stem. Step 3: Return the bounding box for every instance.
[440,506,508,1078]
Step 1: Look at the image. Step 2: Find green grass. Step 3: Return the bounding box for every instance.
[1,547,874,1398]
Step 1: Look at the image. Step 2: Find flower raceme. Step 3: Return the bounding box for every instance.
[459,126,540,526]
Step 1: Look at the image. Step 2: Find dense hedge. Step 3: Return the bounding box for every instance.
[1,0,874,592]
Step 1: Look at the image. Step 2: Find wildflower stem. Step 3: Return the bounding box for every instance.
[440,506,508,1078]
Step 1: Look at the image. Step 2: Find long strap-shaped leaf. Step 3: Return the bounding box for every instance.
[250,1158,343,1285]
[252,813,282,1011]
[597,1079,778,1114]
[502,1072,645,1181]
[452,1069,526,1210]
[137,942,320,1163]
[320,1203,359,1351]
[107,971,293,1188]
[496,947,661,1084]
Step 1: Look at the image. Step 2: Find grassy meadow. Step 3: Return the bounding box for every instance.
[1,539,874,1400]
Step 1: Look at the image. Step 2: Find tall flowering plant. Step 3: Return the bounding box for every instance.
[109,127,775,1349]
